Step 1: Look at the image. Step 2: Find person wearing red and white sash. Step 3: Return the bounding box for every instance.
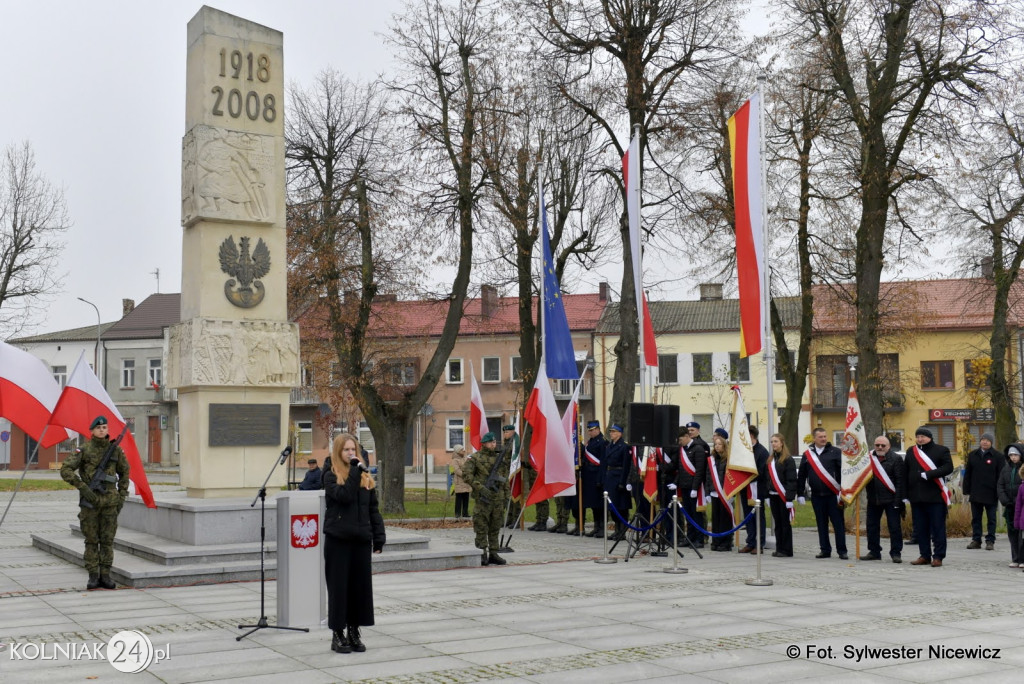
[705,431,734,552]
[861,436,905,563]
[766,433,797,557]
[678,424,709,549]
[581,421,607,537]
[904,427,954,567]
[797,427,849,559]
[738,425,770,554]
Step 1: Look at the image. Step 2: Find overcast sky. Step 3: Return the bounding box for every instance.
[2,0,773,336]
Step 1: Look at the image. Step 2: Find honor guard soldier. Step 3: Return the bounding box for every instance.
[60,416,130,590]
[599,424,632,539]
[582,420,607,536]
[682,422,709,548]
[463,432,510,566]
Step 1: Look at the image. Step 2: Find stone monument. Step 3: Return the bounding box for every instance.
[169,6,298,498]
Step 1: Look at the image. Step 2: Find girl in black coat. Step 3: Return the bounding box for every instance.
[323,433,386,654]
[766,434,798,557]
[997,444,1024,567]
[706,435,733,551]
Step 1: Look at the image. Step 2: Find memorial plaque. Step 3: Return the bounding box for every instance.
[209,403,281,446]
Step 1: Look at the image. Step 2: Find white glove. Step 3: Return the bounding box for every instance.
[903,499,910,505]
[626,484,633,492]
[710,492,719,498]
[690,490,698,498]
[785,502,794,510]
[920,472,928,480]
[798,496,806,505]
[667,483,677,491]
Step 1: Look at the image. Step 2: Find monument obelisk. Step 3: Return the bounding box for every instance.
[170,6,298,498]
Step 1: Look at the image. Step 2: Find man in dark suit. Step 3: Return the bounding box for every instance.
[582,420,607,537]
[739,425,770,553]
[599,424,632,539]
[797,427,848,559]
[963,433,1004,550]
[905,427,954,567]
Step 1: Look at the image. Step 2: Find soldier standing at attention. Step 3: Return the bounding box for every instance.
[582,420,607,537]
[463,432,510,566]
[60,416,130,590]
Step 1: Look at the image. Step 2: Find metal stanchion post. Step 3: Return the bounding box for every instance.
[664,495,687,574]
[595,491,617,564]
[745,499,773,586]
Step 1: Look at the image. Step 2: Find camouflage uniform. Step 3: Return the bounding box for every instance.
[463,445,509,560]
[60,436,130,580]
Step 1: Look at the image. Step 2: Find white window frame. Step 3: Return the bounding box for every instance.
[148,359,162,387]
[658,354,679,385]
[482,356,501,383]
[447,358,464,384]
[446,418,465,451]
[52,365,67,388]
[121,359,135,389]
[510,356,523,383]
[774,350,796,383]
[692,353,713,384]
[296,420,313,455]
[729,352,751,383]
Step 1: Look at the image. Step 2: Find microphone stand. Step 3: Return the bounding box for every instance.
[238,446,309,641]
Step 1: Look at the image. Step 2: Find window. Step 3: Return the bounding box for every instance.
[328,361,340,386]
[121,359,135,388]
[921,360,954,389]
[301,364,314,387]
[511,356,523,382]
[887,430,904,452]
[358,421,375,453]
[964,359,990,389]
[482,356,500,383]
[833,431,845,446]
[692,353,713,383]
[692,414,714,434]
[447,418,465,450]
[774,351,796,382]
[52,365,67,388]
[487,417,503,445]
[447,358,463,384]
[658,355,678,384]
[148,359,162,388]
[296,420,312,455]
[386,360,416,386]
[729,352,750,383]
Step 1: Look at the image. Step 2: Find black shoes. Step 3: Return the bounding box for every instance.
[859,553,881,561]
[966,540,982,549]
[550,524,568,534]
[98,574,117,590]
[815,552,831,559]
[331,630,351,653]
[86,573,100,590]
[771,551,792,557]
[585,527,603,537]
[481,552,489,566]
[488,553,507,566]
[985,541,995,551]
[347,626,366,652]
[528,523,547,532]
[838,553,849,560]
[892,555,902,563]
[567,527,582,536]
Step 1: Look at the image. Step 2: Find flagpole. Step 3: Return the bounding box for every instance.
[0,426,50,531]
[756,76,775,435]
[632,123,647,405]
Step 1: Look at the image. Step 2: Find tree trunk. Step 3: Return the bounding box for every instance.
[990,266,1019,447]
[609,210,638,428]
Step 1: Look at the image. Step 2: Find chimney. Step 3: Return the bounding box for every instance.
[599,281,610,301]
[373,294,398,303]
[122,298,135,315]
[981,256,994,279]
[699,283,723,301]
[481,284,498,318]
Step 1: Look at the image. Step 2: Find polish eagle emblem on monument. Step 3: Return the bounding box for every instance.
[219,235,271,308]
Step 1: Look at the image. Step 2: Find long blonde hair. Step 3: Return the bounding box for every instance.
[770,433,791,464]
[331,433,375,490]
[712,435,729,460]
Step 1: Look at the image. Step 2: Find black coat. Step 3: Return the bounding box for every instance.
[750,441,770,498]
[600,438,632,512]
[581,433,607,509]
[766,453,797,501]
[298,467,323,490]
[865,450,904,505]
[323,467,386,552]
[797,443,843,497]
[963,447,1005,505]
[675,440,708,493]
[903,441,954,505]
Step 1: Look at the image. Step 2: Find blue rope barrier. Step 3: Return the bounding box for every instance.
[606,498,672,532]
[677,502,755,538]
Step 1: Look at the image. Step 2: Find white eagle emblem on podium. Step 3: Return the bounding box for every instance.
[290,515,319,548]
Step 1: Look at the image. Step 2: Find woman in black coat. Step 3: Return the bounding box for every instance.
[323,433,386,654]
[997,444,1024,567]
[766,433,798,557]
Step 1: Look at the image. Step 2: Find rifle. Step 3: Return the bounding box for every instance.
[477,450,508,506]
[80,425,128,510]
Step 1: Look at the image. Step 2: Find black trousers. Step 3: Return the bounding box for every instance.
[1008,526,1021,564]
[710,498,733,549]
[912,501,948,561]
[970,501,998,543]
[811,494,847,555]
[741,496,767,549]
[866,501,903,558]
[769,494,793,556]
[454,492,470,517]
[324,536,374,630]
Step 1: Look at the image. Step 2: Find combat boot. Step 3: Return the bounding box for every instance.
[528,522,547,531]
[567,526,581,536]
[347,626,366,652]
[331,630,351,653]
[550,523,568,534]
[481,552,490,566]
[98,574,117,590]
[488,552,507,566]
[86,573,100,590]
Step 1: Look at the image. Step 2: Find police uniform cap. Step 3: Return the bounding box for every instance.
[586,420,601,429]
[481,432,496,443]
[608,424,623,433]
[90,416,108,430]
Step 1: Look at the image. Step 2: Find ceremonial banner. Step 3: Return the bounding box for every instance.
[728,92,765,358]
[723,386,757,498]
[643,447,659,502]
[0,341,70,447]
[839,382,871,503]
[468,360,488,451]
[539,189,577,379]
[508,411,522,501]
[524,358,575,505]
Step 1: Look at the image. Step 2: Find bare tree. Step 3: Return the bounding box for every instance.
[0,141,69,336]
[780,0,1016,440]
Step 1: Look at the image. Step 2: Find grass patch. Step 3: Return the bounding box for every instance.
[0,478,76,492]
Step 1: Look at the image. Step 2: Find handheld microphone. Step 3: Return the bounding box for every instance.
[350,457,368,472]
[279,446,293,465]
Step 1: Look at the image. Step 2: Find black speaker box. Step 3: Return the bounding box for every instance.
[654,404,680,448]
[628,403,657,446]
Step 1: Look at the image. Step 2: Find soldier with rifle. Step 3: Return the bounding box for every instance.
[463,432,510,566]
[60,416,130,590]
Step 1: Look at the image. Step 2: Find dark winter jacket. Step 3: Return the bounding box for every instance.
[323,466,386,552]
[865,449,905,506]
[963,446,1005,505]
[1015,477,1024,531]
[903,441,954,505]
[766,452,798,501]
[674,440,708,494]
[997,447,1024,529]
[797,443,843,497]
[297,467,323,490]
[750,441,770,498]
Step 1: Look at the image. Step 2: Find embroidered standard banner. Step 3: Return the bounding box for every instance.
[839,382,871,503]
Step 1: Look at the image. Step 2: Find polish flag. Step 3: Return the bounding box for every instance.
[622,133,658,367]
[468,360,488,452]
[643,447,660,502]
[524,358,575,506]
[47,352,156,508]
[0,341,70,447]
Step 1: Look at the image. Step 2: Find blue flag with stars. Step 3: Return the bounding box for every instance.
[541,192,578,379]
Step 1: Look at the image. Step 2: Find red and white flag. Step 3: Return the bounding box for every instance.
[47,352,156,508]
[468,360,488,452]
[524,358,575,506]
[622,132,658,367]
[839,382,871,503]
[728,92,765,358]
[0,341,70,447]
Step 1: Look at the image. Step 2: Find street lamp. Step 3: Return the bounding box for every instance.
[77,297,103,388]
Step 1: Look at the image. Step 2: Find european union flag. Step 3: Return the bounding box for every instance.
[541,193,577,379]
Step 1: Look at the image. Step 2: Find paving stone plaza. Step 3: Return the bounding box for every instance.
[1,484,1022,683]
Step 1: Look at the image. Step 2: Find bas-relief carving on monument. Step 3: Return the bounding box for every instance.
[219,235,270,308]
[181,125,275,227]
[169,318,298,388]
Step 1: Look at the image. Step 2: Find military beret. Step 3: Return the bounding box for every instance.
[502,424,515,432]
[915,427,932,438]
[609,424,623,433]
[685,421,700,430]
[586,420,601,429]
[714,427,729,440]
[90,416,108,430]
[481,432,496,443]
